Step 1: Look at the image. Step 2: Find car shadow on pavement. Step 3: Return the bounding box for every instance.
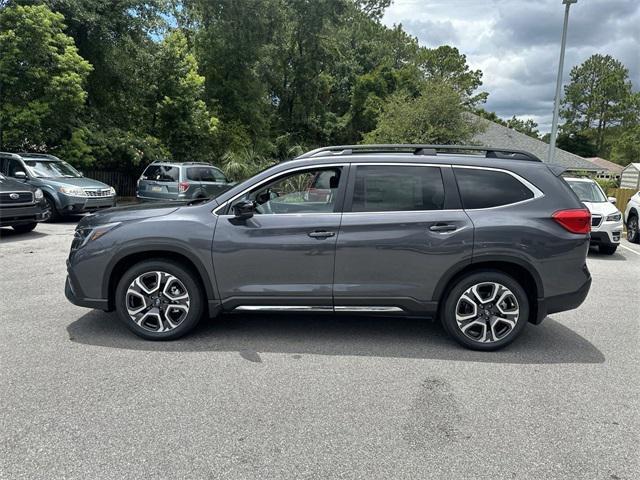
[67,310,604,365]
[0,227,48,243]
[587,246,628,261]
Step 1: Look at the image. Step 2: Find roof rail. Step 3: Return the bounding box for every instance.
[16,152,60,160]
[296,144,542,162]
[0,152,24,160]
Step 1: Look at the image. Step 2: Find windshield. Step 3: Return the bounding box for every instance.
[24,160,82,178]
[566,180,607,203]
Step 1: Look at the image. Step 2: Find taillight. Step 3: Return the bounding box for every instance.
[552,209,591,234]
[179,181,189,193]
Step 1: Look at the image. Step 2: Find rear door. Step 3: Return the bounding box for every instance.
[333,163,474,313]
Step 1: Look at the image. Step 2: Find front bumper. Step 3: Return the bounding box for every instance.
[0,204,50,227]
[590,230,621,245]
[59,195,116,213]
[65,268,109,310]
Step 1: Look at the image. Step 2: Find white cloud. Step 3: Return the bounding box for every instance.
[383,0,640,133]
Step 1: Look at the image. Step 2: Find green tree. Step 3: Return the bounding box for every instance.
[363,81,481,144]
[153,30,219,162]
[561,54,635,152]
[610,125,640,166]
[417,46,487,106]
[505,116,540,139]
[0,4,92,150]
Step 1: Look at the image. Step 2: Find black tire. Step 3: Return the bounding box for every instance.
[12,222,37,233]
[599,244,618,255]
[627,215,639,243]
[44,195,60,222]
[114,259,204,340]
[440,270,529,351]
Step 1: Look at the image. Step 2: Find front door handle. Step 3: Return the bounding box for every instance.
[429,223,458,233]
[308,230,335,239]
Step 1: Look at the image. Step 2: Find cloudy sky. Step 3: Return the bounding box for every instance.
[383,0,640,133]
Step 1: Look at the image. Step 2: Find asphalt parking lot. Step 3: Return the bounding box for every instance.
[1,220,639,479]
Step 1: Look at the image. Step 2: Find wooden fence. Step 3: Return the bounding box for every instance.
[85,170,138,197]
[608,187,636,210]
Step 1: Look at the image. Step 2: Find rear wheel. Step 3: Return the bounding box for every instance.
[599,244,618,255]
[441,271,529,351]
[627,215,639,243]
[114,259,204,340]
[12,222,37,233]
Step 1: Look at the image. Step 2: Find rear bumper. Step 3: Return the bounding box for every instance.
[534,276,592,324]
[0,204,49,226]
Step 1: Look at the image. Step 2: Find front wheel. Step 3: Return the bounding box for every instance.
[114,259,204,340]
[12,222,37,233]
[441,271,529,351]
[627,215,639,243]
[44,196,60,222]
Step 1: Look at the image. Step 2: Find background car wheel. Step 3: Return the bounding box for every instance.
[44,196,60,222]
[12,222,37,233]
[115,259,204,340]
[599,244,618,255]
[441,271,529,351]
[627,215,639,243]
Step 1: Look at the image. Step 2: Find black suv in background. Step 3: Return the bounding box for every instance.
[66,145,592,351]
[0,173,49,232]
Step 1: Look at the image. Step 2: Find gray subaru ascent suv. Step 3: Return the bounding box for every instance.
[65,145,592,351]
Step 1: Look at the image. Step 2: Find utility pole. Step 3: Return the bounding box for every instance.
[548,0,577,163]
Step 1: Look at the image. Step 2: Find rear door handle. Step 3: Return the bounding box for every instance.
[429,223,458,233]
[308,230,335,239]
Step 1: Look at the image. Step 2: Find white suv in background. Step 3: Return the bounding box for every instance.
[565,177,623,255]
[624,191,639,243]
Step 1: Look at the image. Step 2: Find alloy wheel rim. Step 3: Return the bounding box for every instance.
[628,218,638,241]
[455,282,519,343]
[125,271,190,332]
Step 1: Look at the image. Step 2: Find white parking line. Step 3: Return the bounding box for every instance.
[619,243,640,256]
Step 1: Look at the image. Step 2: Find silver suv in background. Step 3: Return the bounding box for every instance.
[136,161,234,202]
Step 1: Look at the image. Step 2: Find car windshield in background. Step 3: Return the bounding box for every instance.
[143,165,180,182]
[567,180,607,203]
[24,160,81,178]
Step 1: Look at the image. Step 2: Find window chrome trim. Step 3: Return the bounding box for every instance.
[212,163,348,216]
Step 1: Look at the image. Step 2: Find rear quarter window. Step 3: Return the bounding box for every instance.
[454,168,534,209]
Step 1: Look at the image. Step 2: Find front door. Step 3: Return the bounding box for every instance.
[212,165,347,310]
[333,164,474,314]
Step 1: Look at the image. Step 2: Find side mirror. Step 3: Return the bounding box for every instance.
[79,171,84,177]
[608,196,617,205]
[233,199,255,220]
[14,171,27,180]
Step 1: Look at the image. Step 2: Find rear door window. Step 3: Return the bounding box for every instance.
[201,167,227,182]
[143,165,180,182]
[186,167,201,181]
[350,165,445,212]
[454,168,534,209]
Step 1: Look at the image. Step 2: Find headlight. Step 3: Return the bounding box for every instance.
[34,188,43,200]
[73,222,121,248]
[109,186,116,196]
[606,212,622,222]
[59,186,86,197]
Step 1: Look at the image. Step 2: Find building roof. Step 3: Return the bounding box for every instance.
[584,157,624,174]
[470,115,601,171]
[622,163,640,172]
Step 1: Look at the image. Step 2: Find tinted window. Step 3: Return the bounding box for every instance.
[186,167,200,181]
[351,165,445,212]
[455,168,534,209]
[143,165,179,182]
[201,167,226,182]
